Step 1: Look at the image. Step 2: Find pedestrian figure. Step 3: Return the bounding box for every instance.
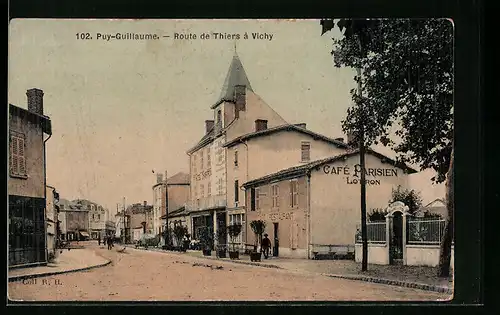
[98,238,101,246]
[107,236,113,250]
[262,233,271,259]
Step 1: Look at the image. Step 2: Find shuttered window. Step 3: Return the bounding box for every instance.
[250,188,256,211]
[272,184,280,208]
[10,132,26,177]
[234,180,239,203]
[289,180,299,207]
[301,141,311,162]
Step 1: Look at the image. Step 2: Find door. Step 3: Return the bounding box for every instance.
[390,212,403,263]
[273,223,279,257]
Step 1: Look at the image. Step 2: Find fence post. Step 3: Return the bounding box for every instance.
[385,214,392,265]
[402,212,411,265]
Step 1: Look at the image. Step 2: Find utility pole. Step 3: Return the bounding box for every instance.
[164,170,169,247]
[122,197,126,244]
[357,34,368,272]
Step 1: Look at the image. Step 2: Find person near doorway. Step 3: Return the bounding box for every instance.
[98,238,101,246]
[262,233,271,259]
[107,236,113,250]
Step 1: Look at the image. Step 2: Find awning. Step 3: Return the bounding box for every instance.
[79,231,90,237]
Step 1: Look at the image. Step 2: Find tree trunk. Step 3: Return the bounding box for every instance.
[438,148,454,277]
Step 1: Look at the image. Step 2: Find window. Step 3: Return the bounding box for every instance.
[216,110,222,127]
[193,154,197,175]
[97,214,101,221]
[200,150,204,170]
[250,188,256,211]
[255,188,261,210]
[272,184,280,208]
[234,180,239,204]
[208,182,211,196]
[200,184,204,198]
[9,132,26,177]
[207,150,211,168]
[301,141,311,162]
[290,180,299,207]
[234,151,238,167]
[217,178,223,196]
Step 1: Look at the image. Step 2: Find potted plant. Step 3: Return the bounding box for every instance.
[227,223,242,259]
[199,227,213,256]
[173,225,188,252]
[216,226,227,258]
[249,220,266,262]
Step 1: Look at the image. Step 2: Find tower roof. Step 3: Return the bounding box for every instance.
[218,53,253,102]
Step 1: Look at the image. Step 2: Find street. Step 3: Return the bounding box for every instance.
[8,244,449,302]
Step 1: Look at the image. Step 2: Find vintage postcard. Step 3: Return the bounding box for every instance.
[8,19,454,302]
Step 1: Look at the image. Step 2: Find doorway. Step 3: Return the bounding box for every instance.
[273,222,279,257]
[390,212,403,264]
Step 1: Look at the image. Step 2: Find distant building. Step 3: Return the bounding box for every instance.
[415,198,447,219]
[8,88,52,267]
[58,199,90,241]
[115,210,131,243]
[105,221,116,237]
[127,201,153,235]
[154,172,190,236]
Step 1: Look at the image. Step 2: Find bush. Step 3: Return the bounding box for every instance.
[368,208,388,222]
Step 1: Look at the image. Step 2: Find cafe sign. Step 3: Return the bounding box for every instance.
[322,164,398,186]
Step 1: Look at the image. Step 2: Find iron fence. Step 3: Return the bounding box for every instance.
[407,217,445,244]
[355,222,386,243]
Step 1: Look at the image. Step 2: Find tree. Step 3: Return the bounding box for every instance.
[390,185,423,214]
[249,220,266,252]
[227,224,242,252]
[321,18,454,277]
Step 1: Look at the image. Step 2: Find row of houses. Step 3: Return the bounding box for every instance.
[148,52,447,260]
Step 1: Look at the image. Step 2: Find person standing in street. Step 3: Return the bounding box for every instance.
[261,233,271,259]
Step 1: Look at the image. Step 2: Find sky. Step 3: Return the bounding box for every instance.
[8,19,445,217]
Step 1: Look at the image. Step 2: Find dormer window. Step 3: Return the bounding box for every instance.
[216,110,222,128]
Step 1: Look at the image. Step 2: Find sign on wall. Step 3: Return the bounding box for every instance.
[322,164,398,186]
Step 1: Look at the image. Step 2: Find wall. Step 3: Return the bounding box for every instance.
[355,243,390,265]
[227,130,347,210]
[168,184,190,212]
[8,112,45,198]
[247,130,346,180]
[245,176,308,258]
[406,245,454,269]
[225,89,287,142]
[310,153,410,248]
[45,186,56,254]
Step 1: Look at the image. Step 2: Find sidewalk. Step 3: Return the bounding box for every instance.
[131,246,452,294]
[8,248,110,281]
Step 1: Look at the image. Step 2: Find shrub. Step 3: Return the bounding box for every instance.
[227,224,242,252]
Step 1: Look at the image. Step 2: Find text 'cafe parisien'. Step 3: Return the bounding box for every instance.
[243,149,417,259]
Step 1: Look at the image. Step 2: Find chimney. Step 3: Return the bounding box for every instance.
[205,120,214,134]
[143,201,147,207]
[26,88,44,115]
[234,85,246,118]
[334,137,344,143]
[164,171,168,184]
[295,123,306,129]
[255,119,268,132]
[156,173,163,184]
